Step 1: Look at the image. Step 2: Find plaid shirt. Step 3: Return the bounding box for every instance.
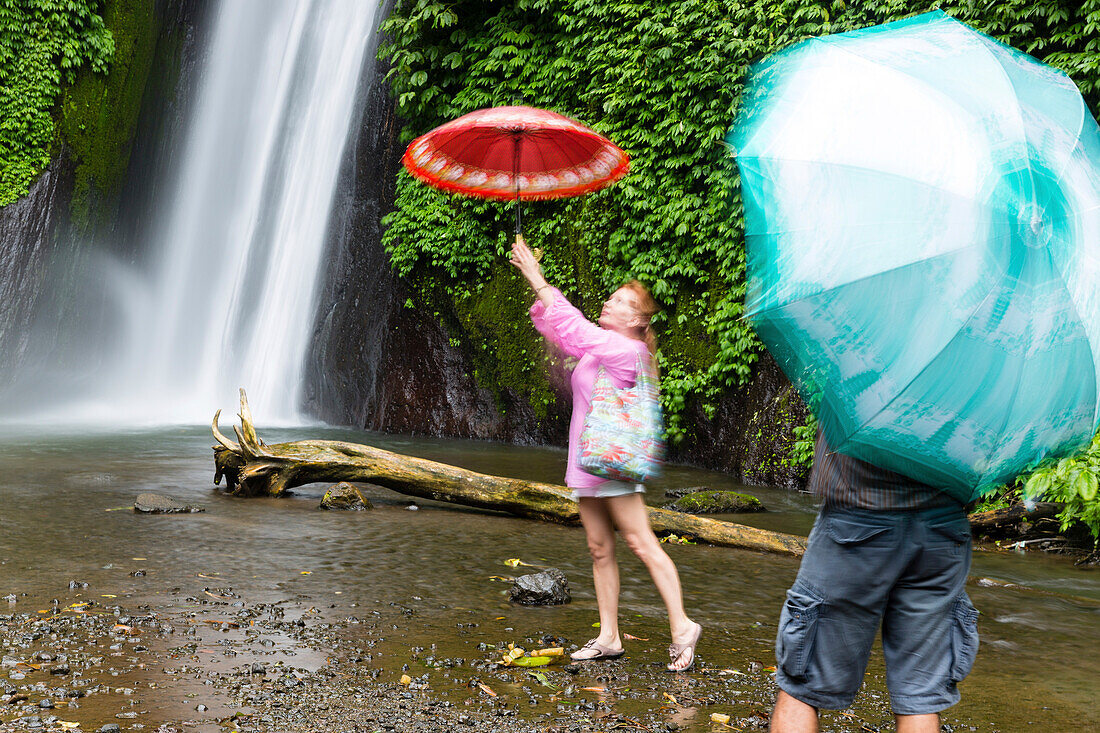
[809,430,961,510]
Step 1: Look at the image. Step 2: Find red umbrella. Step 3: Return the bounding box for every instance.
[402,105,629,238]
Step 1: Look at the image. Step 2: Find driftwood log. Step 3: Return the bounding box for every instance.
[968,501,1063,537]
[212,390,807,557]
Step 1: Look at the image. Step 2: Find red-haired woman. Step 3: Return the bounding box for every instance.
[511,236,701,672]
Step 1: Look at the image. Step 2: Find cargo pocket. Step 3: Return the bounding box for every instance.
[776,581,824,679]
[949,594,979,683]
[823,512,894,546]
[929,515,972,556]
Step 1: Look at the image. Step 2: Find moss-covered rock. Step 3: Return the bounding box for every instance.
[668,490,764,514]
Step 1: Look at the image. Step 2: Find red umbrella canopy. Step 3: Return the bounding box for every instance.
[402,105,629,201]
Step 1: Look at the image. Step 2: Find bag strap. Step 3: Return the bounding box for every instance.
[634,351,658,395]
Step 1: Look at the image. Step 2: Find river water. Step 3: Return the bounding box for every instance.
[0,425,1097,730]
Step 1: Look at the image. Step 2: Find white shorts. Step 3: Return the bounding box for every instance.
[571,480,645,501]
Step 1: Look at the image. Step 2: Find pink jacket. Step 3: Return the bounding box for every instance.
[530,287,650,489]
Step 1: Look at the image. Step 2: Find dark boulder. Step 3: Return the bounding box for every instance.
[668,490,765,514]
[509,568,571,606]
[319,482,373,511]
[133,493,205,514]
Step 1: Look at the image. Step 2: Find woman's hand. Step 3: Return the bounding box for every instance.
[511,234,554,307]
[510,234,544,283]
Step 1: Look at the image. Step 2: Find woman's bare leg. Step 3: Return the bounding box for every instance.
[573,497,622,657]
[606,493,697,669]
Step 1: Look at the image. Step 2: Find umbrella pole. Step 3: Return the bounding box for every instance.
[514,194,521,239]
[512,133,522,243]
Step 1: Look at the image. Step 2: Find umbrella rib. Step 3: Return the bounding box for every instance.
[831,278,1002,460]
[1046,95,1089,192]
[814,35,1023,144]
[530,130,554,195]
[1051,249,1100,428]
[737,154,987,206]
[971,35,1039,201]
[978,245,1099,487]
[747,241,980,317]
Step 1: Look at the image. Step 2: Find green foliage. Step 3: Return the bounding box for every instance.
[379,0,1100,449]
[1023,431,1100,545]
[0,0,114,206]
[783,413,818,471]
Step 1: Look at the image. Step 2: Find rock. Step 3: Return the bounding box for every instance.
[1075,550,1100,568]
[133,493,205,514]
[98,725,121,733]
[509,568,571,606]
[67,580,88,589]
[667,490,765,514]
[664,486,711,500]
[319,483,372,511]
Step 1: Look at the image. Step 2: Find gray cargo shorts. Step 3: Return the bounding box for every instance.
[775,504,978,715]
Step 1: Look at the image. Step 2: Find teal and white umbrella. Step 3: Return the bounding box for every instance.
[731,11,1100,503]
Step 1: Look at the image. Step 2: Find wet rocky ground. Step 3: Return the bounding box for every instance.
[0,579,982,733]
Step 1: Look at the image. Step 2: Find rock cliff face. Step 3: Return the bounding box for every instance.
[0,160,73,385]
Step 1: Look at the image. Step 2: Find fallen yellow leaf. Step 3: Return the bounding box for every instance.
[477,683,497,697]
[399,674,412,685]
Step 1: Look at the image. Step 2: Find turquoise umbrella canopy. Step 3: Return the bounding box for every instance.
[731,11,1100,503]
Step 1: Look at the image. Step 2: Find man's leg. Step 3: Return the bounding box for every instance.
[770,690,818,733]
[896,714,940,733]
[881,505,976,719]
[771,507,907,724]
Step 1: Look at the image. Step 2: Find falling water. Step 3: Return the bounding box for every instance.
[113,0,377,424]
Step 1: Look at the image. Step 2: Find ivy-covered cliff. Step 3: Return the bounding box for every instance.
[366,0,1100,485]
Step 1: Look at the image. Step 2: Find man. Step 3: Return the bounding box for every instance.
[769,430,979,733]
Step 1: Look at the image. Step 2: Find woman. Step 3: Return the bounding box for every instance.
[511,236,702,672]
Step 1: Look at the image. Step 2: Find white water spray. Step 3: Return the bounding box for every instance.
[113,0,377,424]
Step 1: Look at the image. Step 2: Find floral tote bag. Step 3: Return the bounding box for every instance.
[578,353,665,483]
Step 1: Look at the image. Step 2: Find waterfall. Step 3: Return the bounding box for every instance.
[112,0,378,424]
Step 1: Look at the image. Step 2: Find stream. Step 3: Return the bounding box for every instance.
[0,425,1096,731]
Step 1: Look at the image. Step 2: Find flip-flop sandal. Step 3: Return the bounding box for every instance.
[667,622,702,672]
[570,638,625,661]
